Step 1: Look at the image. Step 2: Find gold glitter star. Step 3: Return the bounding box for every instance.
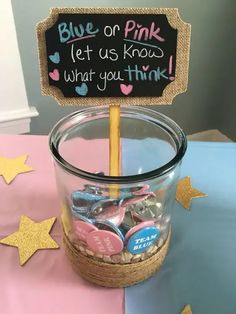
[181,304,193,314]
[0,154,33,184]
[176,176,207,209]
[0,215,59,265]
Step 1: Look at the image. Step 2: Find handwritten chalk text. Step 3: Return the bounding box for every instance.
[123,44,164,59]
[58,22,99,43]
[124,20,165,42]
[124,65,169,81]
[99,48,118,61]
[70,44,93,62]
[103,24,120,37]
[97,71,124,91]
[64,69,96,82]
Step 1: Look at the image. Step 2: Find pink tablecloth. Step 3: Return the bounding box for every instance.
[0,135,123,314]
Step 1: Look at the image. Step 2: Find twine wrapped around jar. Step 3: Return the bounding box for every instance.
[63,229,171,288]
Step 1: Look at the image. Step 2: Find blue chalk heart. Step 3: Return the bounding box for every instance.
[75,83,88,96]
[49,52,60,64]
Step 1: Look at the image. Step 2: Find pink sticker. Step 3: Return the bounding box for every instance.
[122,194,153,207]
[73,221,98,242]
[133,184,150,195]
[96,205,125,226]
[87,230,124,256]
[125,220,155,241]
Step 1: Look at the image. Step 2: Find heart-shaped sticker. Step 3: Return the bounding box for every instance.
[75,83,88,96]
[120,84,133,96]
[49,69,59,81]
[49,52,60,64]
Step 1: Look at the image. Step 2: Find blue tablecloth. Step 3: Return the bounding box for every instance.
[125,142,236,314]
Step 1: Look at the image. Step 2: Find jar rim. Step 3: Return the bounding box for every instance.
[49,106,187,184]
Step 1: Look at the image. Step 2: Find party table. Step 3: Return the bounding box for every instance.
[0,135,236,314]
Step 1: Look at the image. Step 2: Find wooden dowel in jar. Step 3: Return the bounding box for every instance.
[109,105,120,198]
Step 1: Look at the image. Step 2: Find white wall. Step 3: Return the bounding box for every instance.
[0,0,38,134]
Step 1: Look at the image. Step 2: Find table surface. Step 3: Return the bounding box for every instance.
[126,141,236,314]
[0,135,123,314]
[0,135,236,314]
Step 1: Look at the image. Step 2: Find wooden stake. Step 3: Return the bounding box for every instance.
[109,105,120,198]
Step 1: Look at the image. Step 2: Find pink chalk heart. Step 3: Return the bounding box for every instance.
[87,230,124,255]
[137,24,142,28]
[142,65,150,71]
[120,84,133,96]
[49,69,59,81]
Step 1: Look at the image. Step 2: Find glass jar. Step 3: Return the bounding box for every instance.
[49,106,187,286]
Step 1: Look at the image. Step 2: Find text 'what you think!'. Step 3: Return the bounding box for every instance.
[58,19,170,93]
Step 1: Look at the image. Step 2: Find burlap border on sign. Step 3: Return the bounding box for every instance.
[36,7,191,106]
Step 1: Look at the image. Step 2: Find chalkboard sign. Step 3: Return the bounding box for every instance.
[37,8,190,105]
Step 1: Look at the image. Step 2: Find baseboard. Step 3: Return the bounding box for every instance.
[0,107,39,134]
[187,129,233,142]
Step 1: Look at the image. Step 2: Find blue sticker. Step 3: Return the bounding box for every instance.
[72,190,107,205]
[71,205,90,218]
[127,226,160,254]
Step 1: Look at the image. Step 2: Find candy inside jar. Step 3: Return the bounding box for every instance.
[67,182,172,263]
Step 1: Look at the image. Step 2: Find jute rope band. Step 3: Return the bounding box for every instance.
[63,229,171,288]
